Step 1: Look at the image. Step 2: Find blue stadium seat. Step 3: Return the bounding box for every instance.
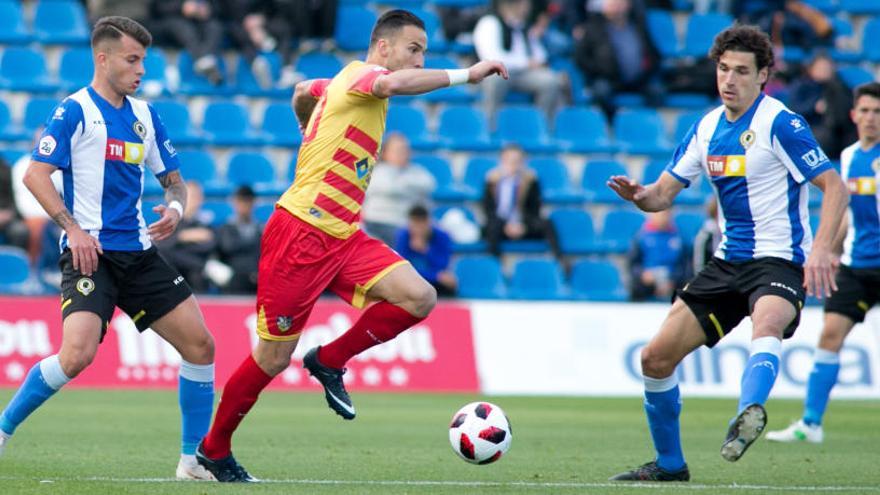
[862,19,880,62]
[553,106,615,153]
[419,55,475,103]
[454,256,507,299]
[33,0,89,44]
[664,93,712,109]
[837,66,873,89]
[0,246,31,293]
[646,9,679,58]
[600,210,645,253]
[549,208,600,255]
[0,0,32,44]
[150,100,203,146]
[202,102,264,146]
[432,205,486,253]
[0,148,28,163]
[412,154,468,201]
[295,52,344,79]
[582,159,628,203]
[141,48,168,94]
[499,238,551,254]
[461,156,496,199]
[58,47,94,92]
[508,259,568,300]
[839,0,880,14]
[437,105,495,151]
[828,17,859,63]
[493,106,556,153]
[287,153,298,183]
[262,102,302,147]
[683,13,733,58]
[549,58,590,105]
[335,6,377,51]
[254,202,276,225]
[528,157,583,204]
[674,110,705,142]
[176,51,231,96]
[0,101,27,141]
[234,53,287,98]
[142,172,164,197]
[674,212,704,244]
[642,159,668,184]
[0,47,58,93]
[200,201,234,227]
[613,108,672,156]
[176,150,230,196]
[386,105,436,151]
[23,98,58,131]
[570,260,627,301]
[226,152,283,195]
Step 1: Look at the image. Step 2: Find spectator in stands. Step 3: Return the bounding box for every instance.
[788,52,855,160]
[481,143,553,256]
[395,205,456,298]
[437,1,488,47]
[362,133,436,246]
[223,0,297,89]
[277,0,338,53]
[156,181,216,292]
[151,0,225,85]
[215,185,261,294]
[574,0,663,118]
[0,157,28,252]
[627,209,687,301]
[735,1,832,51]
[692,196,722,275]
[473,0,565,129]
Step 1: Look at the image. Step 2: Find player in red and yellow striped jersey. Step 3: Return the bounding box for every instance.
[196,9,507,481]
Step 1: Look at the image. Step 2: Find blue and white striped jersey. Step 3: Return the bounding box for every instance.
[666,94,832,265]
[32,87,179,252]
[839,141,880,268]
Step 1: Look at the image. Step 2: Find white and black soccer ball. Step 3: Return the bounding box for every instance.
[448,401,512,465]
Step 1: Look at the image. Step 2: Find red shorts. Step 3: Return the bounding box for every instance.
[255,208,407,341]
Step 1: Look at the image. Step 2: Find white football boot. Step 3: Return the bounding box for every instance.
[766,419,824,443]
[176,454,217,480]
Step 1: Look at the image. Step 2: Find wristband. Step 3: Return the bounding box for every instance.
[168,200,184,218]
[445,69,469,86]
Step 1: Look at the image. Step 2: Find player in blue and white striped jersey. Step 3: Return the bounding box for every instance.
[768,82,880,444]
[0,17,216,480]
[608,25,849,481]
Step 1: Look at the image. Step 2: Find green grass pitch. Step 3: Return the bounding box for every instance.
[0,390,877,494]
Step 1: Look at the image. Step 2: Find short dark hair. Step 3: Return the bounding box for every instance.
[854,82,880,104]
[408,204,429,220]
[234,185,256,200]
[369,9,425,49]
[91,16,152,48]
[709,24,774,74]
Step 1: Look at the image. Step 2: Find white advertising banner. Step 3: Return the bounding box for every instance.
[471,302,880,398]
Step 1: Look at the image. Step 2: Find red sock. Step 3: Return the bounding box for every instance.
[318,302,424,369]
[201,354,273,459]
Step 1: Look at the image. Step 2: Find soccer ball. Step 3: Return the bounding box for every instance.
[448,402,512,464]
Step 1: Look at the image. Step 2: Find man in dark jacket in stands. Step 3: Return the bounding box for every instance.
[216,185,261,294]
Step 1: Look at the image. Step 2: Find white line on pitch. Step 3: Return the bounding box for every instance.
[1,476,877,492]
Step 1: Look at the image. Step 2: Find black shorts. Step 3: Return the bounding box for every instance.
[59,246,192,339]
[676,257,805,347]
[823,265,880,323]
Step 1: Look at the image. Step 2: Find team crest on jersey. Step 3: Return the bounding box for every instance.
[132,121,147,140]
[276,315,293,333]
[739,130,756,149]
[76,277,95,296]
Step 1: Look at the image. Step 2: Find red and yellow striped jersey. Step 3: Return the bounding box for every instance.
[277,61,390,239]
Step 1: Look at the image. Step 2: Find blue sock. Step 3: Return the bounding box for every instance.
[803,349,840,426]
[737,337,781,413]
[0,355,70,435]
[178,360,214,455]
[644,374,685,472]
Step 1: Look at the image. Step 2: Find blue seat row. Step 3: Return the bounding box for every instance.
[454,256,627,301]
[0,0,89,45]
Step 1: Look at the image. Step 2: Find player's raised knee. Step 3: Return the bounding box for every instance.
[641,345,675,379]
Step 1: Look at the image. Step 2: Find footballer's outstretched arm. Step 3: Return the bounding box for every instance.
[607,172,685,212]
[371,60,508,98]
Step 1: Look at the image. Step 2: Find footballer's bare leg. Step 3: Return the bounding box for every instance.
[0,312,100,456]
